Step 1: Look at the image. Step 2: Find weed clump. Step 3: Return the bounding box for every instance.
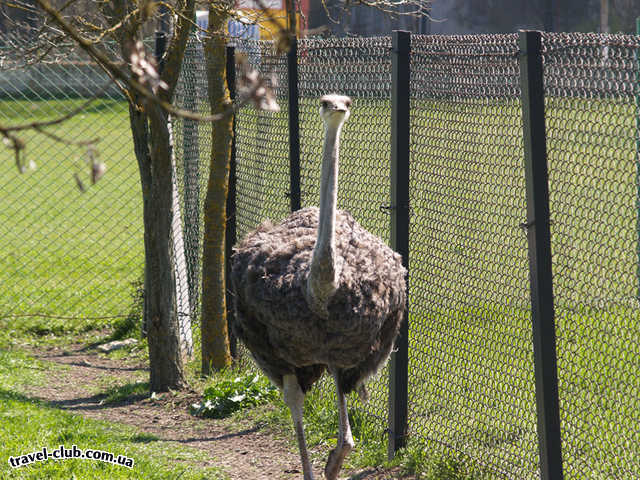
[191,373,278,418]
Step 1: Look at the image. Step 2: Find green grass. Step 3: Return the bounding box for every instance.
[100,382,150,405]
[0,346,226,480]
[196,361,389,475]
[191,372,279,418]
[2,95,640,478]
[0,98,144,335]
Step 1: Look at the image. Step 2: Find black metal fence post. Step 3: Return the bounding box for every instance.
[226,45,238,358]
[154,5,170,72]
[635,16,640,301]
[388,29,411,460]
[518,30,564,480]
[287,35,301,212]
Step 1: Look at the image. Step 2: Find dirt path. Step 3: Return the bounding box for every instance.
[20,341,408,480]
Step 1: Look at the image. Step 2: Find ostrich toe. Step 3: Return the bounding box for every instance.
[324,439,354,480]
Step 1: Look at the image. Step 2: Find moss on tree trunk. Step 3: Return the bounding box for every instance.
[201,4,233,375]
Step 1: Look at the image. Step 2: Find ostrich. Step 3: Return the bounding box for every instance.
[231,94,406,480]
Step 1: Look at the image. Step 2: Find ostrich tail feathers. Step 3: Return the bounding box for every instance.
[357,384,369,403]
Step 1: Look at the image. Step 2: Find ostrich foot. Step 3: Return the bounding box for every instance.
[324,438,354,480]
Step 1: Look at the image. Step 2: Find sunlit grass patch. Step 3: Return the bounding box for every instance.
[0,347,226,480]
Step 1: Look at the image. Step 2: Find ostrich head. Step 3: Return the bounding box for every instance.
[319,94,352,129]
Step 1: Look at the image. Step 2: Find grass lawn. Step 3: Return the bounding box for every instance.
[0,98,144,334]
[1,93,639,479]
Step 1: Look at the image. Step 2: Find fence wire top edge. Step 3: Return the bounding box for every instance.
[541,31,640,50]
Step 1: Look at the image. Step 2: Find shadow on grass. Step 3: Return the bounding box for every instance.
[0,388,45,405]
[0,387,162,448]
[2,379,150,412]
[130,433,160,443]
[100,381,149,405]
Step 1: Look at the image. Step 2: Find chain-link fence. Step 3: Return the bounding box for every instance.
[232,40,290,241]
[0,32,143,334]
[1,31,195,351]
[3,24,640,479]
[542,32,640,480]
[172,34,211,350]
[188,31,638,479]
[408,34,539,477]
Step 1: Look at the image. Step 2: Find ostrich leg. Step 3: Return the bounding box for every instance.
[324,372,355,480]
[283,374,314,480]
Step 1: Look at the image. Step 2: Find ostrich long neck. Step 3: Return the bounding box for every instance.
[315,124,341,263]
[307,122,342,315]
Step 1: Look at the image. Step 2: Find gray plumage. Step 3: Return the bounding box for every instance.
[230,94,406,480]
[231,206,406,394]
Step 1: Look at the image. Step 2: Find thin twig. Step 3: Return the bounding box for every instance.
[0,85,106,134]
[33,125,100,147]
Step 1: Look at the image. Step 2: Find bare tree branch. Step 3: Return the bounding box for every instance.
[32,0,279,123]
[0,89,103,135]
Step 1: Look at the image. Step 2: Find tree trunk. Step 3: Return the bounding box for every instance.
[98,0,195,391]
[201,6,233,375]
[129,101,187,391]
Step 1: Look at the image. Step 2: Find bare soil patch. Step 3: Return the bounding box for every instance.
[19,340,412,480]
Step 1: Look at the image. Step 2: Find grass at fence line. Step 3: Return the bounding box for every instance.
[0,98,144,335]
[0,345,227,480]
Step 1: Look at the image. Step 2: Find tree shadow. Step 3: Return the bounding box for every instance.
[176,425,262,444]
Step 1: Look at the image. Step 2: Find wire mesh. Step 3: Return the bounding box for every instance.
[174,35,291,359]
[0,33,143,332]
[408,34,539,477]
[541,32,640,479]
[172,33,213,353]
[297,36,393,427]
[233,39,290,241]
[7,23,640,477]
[173,31,640,479]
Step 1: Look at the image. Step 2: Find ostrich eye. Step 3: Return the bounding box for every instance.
[321,101,328,109]
[345,99,352,107]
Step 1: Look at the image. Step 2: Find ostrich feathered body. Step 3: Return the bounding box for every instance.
[231,206,406,394]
